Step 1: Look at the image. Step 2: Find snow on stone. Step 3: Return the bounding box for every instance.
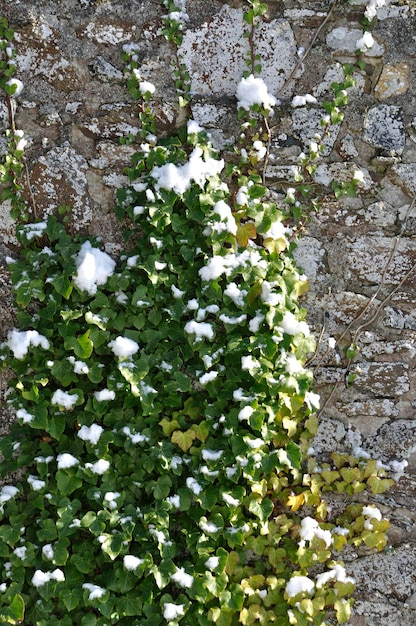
[85,459,110,475]
[356,31,375,51]
[108,336,140,358]
[280,311,310,337]
[73,241,116,295]
[57,453,79,469]
[299,516,333,548]
[291,94,317,107]
[171,567,194,589]
[7,329,50,359]
[151,146,224,195]
[51,389,78,410]
[27,475,46,491]
[77,423,104,445]
[184,320,214,341]
[285,575,315,598]
[139,80,156,95]
[236,74,277,111]
[16,408,34,423]
[82,582,107,600]
[123,554,144,571]
[163,603,185,620]
[32,569,65,587]
[94,389,115,402]
[365,0,386,21]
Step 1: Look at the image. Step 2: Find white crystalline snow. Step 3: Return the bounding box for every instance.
[285,575,314,597]
[166,495,180,508]
[280,311,310,337]
[77,423,104,445]
[85,459,110,475]
[51,389,78,409]
[108,336,140,357]
[122,426,150,444]
[163,603,185,620]
[356,31,375,51]
[184,320,214,340]
[139,81,156,94]
[291,94,317,107]
[205,556,220,570]
[199,371,218,385]
[57,453,79,469]
[73,241,116,295]
[82,583,106,600]
[222,493,240,507]
[123,554,144,571]
[249,313,265,333]
[238,405,254,421]
[7,329,50,359]
[13,546,27,560]
[0,486,19,505]
[263,220,288,241]
[199,249,266,282]
[236,74,277,111]
[94,389,115,402]
[201,520,220,533]
[299,516,333,548]
[186,477,202,495]
[241,355,260,370]
[365,0,386,21]
[261,281,283,306]
[171,567,194,589]
[16,408,34,423]
[32,569,65,587]
[27,475,46,491]
[219,313,247,325]
[224,282,247,307]
[171,285,185,298]
[6,78,24,97]
[285,354,305,375]
[151,147,224,195]
[202,449,223,461]
[42,544,54,560]
[68,357,89,374]
[304,391,320,411]
[316,564,355,589]
[246,438,264,449]
[212,200,237,235]
[362,505,382,529]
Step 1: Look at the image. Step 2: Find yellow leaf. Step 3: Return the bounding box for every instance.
[171,429,196,451]
[286,492,305,512]
[236,222,256,247]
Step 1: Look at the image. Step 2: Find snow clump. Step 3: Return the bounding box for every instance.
[73,241,116,296]
[236,74,277,111]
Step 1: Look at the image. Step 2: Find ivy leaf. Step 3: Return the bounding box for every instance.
[236,222,256,247]
[171,429,196,452]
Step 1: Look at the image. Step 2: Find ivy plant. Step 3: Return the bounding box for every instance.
[0,3,395,625]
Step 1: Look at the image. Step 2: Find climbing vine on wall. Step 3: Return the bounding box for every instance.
[0,2,395,625]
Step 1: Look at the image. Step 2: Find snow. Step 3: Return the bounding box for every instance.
[186,477,202,495]
[205,556,220,570]
[32,569,65,587]
[171,285,185,298]
[249,313,265,333]
[280,311,310,337]
[166,495,180,508]
[151,146,224,195]
[363,505,382,529]
[261,281,283,306]
[291,94,317,107]
[365,0,386,21]
[238,405,254,421]
[104,491,120,510]
[85,459,110,475]
[68,356,89,374]
[219,313,247,325]
[27,475,46,491]
[316,564,355,589]
[16,408,34,423]
[94,389,115,402]
[299,516,333,548]
[199,371,218,385]
[356,31,375,51]
[82,583,106,600]
[222,493,240,507]
[56,453,79,469]
[122,426,150,444]
[201,449,223,461]
[163,603,185,620]
[199,249,266,282]
[285,575,314,597]
[139,81,156,95]
[73,241,116,295]
[51,389,78,410]
[13,546,26,560]
[6,78,24,97]
[212,200,237,235]
[224,282,247,307]
[236,74,277,111]
[42,544,54,560]
[241,355,260,370]
[77,423,104,445]
[123,555,144,571]
[184,320,214,341]
[171,567,194,589]
[7,329,50,359]
[108,336,140,357]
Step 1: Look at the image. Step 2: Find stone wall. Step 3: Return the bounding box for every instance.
[0,0,415,623]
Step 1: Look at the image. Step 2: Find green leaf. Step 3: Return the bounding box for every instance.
[56,471,83,496]
[248,496,274,522]
[62,588,82,612]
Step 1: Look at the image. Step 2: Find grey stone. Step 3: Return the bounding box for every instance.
[363,105,405,155]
